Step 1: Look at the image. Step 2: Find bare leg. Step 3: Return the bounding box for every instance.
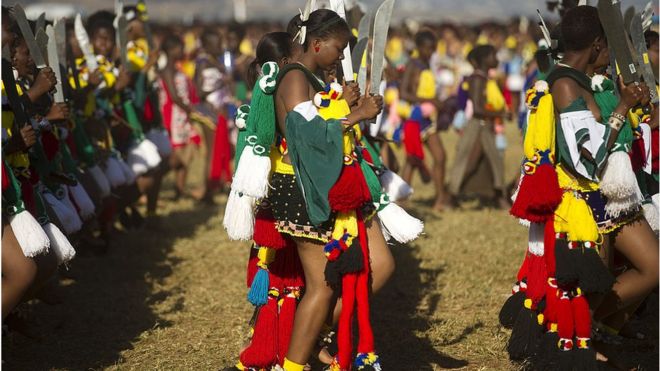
[402,158,415,187]
[426,133,448,211]
[593,218,659,321]
[286,238,335,364]
[2,224,38,319]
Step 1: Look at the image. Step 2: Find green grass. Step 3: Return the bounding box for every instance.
[3,122,657,370]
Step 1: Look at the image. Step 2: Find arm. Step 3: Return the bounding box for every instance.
[161,66,192,114]
[193,59,209,101]
[469,75,506,120]
[399,62,422,104]
[278,70,368,132]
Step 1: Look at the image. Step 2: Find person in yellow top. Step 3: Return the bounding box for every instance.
[399,30,450,212]
[448,44,509,208]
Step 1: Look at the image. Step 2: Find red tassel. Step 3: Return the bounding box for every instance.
[556,290,574,341]
[526,254,548,304]
[337,272,358,369]
[544,278,558,325]
[355,215,374,354]
[403,120,424,160]
[2,162,9,192]
[630,137,646,172]
[41,130,61,161]
[361,148,374,164]
[270,241,305,288]
[246,247,259,288]
[509,164,562,222]
[277,291,298,364]
[571,292,591,338]
[544,219,556,277]
[328,162,372,213]
[239,293,279,368]
[516,252,530,283]
[254,208,288,249]
[209,114,233,184]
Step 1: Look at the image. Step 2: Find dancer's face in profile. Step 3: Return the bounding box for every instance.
[485,50,498,70]
[310,33,349,72]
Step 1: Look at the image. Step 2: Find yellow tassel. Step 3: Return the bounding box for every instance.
[532,94,555,155]
[554,192,572,234]
[486,79,506,112]
[256,247,275,269]
[564,193,599,242]
[282,358,306,371]
[416,70,437,100]
[523,103,538,159]
[332,210,358,245]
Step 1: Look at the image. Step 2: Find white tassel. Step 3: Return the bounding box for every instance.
[232,147,271,199]
[42,190,83,234]
[643,202,659,233]
[128,139,162,176]
[88,165,111,198]
[519,218,531,228]
[601,151,643,200]
[528,222,544,256]
[67,183,95,220]
[604,192,642,219]
[379,219,392,242]
[116,156,136,184]
[377,202,423,244]
[9,210,50,257]
[652,193,659,210]
[43,223,76,265]
[145,128,173,156]
[104,156,127,188]
[379,169,413,202]
[223,190,255,241]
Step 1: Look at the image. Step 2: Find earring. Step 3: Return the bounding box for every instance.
[314,45,320,53]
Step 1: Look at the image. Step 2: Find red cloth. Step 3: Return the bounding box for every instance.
[209,114,232,185]
[652,127,659,173]
[403,120,424,160]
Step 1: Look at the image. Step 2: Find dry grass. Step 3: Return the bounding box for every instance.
[3,123,657,370]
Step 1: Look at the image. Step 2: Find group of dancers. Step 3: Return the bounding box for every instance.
[1,0,658,370]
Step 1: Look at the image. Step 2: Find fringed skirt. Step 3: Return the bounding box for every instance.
[581,190,643,234]
[265,172,335,243]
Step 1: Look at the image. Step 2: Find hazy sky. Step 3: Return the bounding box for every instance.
[18,0,656,23]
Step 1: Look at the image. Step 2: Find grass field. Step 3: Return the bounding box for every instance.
[3,124,658,370]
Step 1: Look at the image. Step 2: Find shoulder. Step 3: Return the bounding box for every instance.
[550,77,582,111]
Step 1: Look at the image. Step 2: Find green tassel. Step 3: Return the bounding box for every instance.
[359,155,387,210]
[133,72,148,110]
[123,99,145,141]
[2,160,26,215]
[72,117,97,167]
[245,62,279,158]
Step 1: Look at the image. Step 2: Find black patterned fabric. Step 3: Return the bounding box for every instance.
[265,172,335,243]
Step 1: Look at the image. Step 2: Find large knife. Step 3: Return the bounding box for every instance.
[12,5,47,69]
[137,0,155,50]
[369,0,395,96]
[36,12,46,33]
[351,37,368,74]
[35,28,49,68]
[46,25,65,103]
[117,15,129,69]
[630,12,658,103]
[355,8,375,92]
[597,0,638,85]
[329,0,354,81]
[2,46,30,129]
[74,14,99,71]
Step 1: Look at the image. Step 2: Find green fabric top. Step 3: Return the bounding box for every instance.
[285,110,344,226]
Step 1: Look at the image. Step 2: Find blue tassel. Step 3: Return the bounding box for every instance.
[247,268,269,306]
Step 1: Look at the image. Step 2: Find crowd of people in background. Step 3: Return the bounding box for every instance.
[1,0,658,369]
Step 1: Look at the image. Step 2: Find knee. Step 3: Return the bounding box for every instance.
[12,258,38,290]
[304,283,335,305]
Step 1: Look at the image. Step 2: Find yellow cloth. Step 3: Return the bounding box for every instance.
[127,38,149,72]
[485,79,505,111]
[523,93,555,159]
[416,69,436,100]
[1,81,30,169]
[385,37,404,63]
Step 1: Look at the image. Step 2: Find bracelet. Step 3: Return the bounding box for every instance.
[611,111,626,123]
[608,116,623,131]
